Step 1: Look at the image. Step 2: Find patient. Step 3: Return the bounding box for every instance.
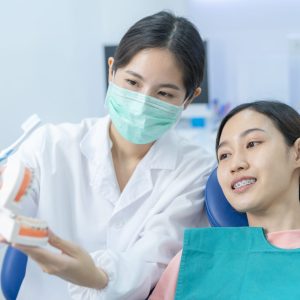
[150,100,300,299]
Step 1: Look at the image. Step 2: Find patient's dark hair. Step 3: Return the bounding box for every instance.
[216,100,300,199]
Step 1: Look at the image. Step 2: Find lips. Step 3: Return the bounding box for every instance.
[231,177,257,190]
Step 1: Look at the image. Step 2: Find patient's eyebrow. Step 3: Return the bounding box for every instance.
[240,128,266,138]
[217,128,266,151]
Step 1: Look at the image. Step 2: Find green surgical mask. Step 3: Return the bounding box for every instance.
[105,82,184,144]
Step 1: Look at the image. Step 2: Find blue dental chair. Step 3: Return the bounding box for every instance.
[204,168,248,227]
[1,247,27,300]
[0,168,247,299]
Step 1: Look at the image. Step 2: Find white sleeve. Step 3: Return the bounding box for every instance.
[68,154,215,300]
[68,248,158,300]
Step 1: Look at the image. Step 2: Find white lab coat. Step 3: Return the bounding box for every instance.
[13,115,215,300]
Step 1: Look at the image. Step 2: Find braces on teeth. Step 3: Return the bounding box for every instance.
[234,179,256,189]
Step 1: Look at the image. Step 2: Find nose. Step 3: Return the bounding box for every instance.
[230,153,249,174]
[140,87,152,97]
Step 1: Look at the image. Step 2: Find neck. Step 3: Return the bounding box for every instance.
[247,196,300,234]
[109,122,153,162]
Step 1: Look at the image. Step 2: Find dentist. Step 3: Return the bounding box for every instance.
[4,11,214,300]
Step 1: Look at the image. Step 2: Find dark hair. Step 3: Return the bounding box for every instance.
[216,100,300,199]
[112,11,205,100]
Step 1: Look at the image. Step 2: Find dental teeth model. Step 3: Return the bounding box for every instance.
[0,114,48,246]
[0,159,48,246]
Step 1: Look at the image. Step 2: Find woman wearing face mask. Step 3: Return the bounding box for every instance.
[0,11,215,300]
[150,100,300,299]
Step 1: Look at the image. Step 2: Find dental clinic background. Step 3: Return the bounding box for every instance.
[1,0,300,149]
[0,0,300,298]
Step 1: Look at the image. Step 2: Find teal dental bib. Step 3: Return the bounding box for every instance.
[175,227,300,300]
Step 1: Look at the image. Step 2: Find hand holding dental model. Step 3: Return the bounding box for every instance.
[0,114,49,246]
[0,158,108,289]
[0,114,108,289]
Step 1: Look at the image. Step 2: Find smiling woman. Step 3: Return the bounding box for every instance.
[216,101,300,223]
[150,100,300,300]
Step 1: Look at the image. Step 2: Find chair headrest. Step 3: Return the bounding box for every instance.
[205,168,248,227]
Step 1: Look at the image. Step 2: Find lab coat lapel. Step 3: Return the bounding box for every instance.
[80,116,115,188]
[120,169,153,208]
[113,130,179,213]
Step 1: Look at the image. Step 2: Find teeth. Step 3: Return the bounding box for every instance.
[16,216,48,229]
[234,179,256,189]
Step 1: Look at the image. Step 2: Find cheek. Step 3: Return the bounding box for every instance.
[222,185,234,204]
[112,77,123,88]
[217,168,231,194]
[252,157,279,181]
[250,156,290,195]
[111,72,126,87]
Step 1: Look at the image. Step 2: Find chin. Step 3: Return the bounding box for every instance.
[235,207,248,214]
[230,200,255,214]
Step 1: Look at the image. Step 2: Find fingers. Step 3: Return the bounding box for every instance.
[48,231,80,257]
[13,243,73,275]
[13,230,84,279]
[12,230,80,259]
[13,235,104,288]
[13,244,57,262]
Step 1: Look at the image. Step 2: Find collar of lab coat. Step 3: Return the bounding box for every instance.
[80,115,112,166]
[79,115,180,171]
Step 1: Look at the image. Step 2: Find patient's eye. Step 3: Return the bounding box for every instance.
[218,153,229,161]
[246,141,261,148]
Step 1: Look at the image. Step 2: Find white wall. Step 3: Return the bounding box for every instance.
[1,1,300,149]
[0,0,187,148]
[188,0,300,109]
